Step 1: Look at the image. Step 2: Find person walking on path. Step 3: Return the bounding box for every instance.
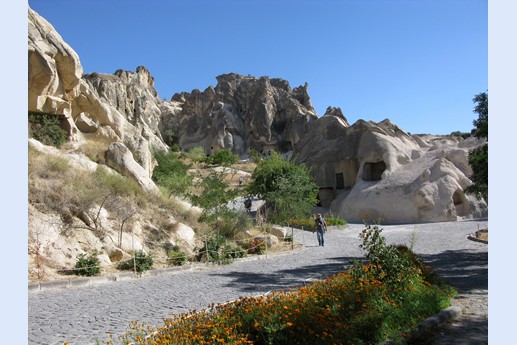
[313,213,328,246]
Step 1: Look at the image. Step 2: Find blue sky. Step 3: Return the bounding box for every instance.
[27,0,487,135]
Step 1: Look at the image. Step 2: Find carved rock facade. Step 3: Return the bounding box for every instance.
[293,115,488,224]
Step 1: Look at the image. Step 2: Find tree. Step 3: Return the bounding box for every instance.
[465,91,488,201]
[188,170,241,233]
[246,151,319,225]
[204,149,239,167]
[152,150,193,197]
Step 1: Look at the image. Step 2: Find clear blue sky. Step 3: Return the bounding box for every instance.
[28,0,487,135]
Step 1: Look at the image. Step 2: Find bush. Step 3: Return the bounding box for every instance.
[152,149,192,197]
[184,146,206,164]
[28,112,67,148]
[247,238,267,255]
[74,252,100,277]
[351,223,439,293]
[167,246,188,266]
[205,149,238,166]
[117,250,153,273]
[288,216,347,229]
[217,210,253,239]
[198,234,245,264]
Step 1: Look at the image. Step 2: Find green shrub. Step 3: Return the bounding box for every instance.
[167,247,188,266]
[204,149,238,166]
[198,234,245,264]
[184,146,206,164]
[74,252,100,277]
[152,149,192,197]
[288,216,347,229]
[162,129,177,147]
[117,250,153,273]
[326,216,347,226]
[352,223,422,292]
[217,210,253,239]
[28,112,67,148]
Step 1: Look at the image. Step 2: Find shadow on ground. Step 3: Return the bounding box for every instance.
[209,255,361,294]
[420,249,488,292]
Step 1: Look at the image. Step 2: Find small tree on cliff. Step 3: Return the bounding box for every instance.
[465,91,488,202]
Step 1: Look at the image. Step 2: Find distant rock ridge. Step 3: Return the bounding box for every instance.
[165,73,319,155]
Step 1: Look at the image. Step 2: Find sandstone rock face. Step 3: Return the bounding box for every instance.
[104,142,159,193]
[294,116,487,224]
[28,7,166,190]
[165,73,318,156]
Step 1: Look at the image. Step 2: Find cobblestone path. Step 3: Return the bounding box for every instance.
[28,219,488,345]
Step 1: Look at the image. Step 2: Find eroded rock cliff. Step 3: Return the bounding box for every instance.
[293,115,487,223]
[164,73,318,155]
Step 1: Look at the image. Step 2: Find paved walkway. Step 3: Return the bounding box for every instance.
[28,219,488,345]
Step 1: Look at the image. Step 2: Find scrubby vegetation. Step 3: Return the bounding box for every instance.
[117,250,154,273]
[74,252,101,277]
[28,112,68,148]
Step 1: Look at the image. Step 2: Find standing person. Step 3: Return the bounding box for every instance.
[244,197,252,213]
[313,213,328,246]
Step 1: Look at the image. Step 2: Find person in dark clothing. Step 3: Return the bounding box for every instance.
[313,213,328,246]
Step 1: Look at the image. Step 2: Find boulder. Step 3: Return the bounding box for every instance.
[253,234,280,247]
[104,142,159,193]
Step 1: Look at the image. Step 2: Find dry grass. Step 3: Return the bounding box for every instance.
[80,139,108,164]
[475,229,488,241]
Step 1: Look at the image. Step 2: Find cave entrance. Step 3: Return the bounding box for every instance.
[362,161,386,181]
[453,189,469,217]
[335,173,345,190]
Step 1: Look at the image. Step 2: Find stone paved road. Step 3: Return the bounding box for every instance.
[28,219,488,345]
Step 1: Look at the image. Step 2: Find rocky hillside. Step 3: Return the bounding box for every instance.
[163,73,317,155]
[27,7,487,281]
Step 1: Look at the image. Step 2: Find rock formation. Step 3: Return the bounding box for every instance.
[28,7,166,189]
[293,115,487,224]
[27,6,488,282]
[163,73,318,156]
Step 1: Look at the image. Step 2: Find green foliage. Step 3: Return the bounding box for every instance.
[184,146,206,163]
[246,151,319,225]
[466,91,488,201]
[74,252,100,277]
[248,148,261,162]
[188,170,240,226]
[152,149,193,197]
[472,91,488,139]
[450,131,471,139]
[288,216,347,229]
[217,210,253,239]
[352,223,421,292]
[465,144,488,201]
[117,250,153,273]
[28,112,67,148]
[199,234,246,264]
[167,246,188,266]
[204,149,239,167]
[162,129,177,147]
